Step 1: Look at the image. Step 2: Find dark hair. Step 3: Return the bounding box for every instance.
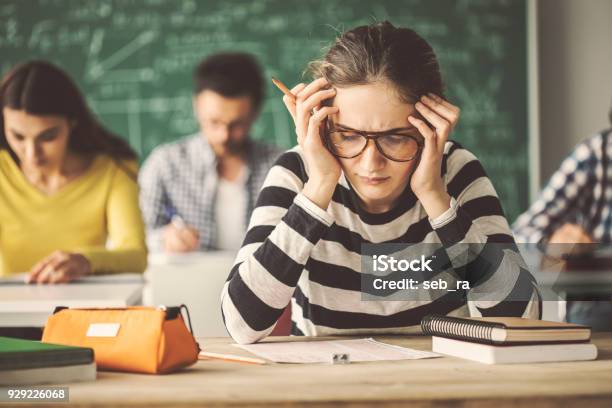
[308,21,444,103]
[0,60,137,162]
[193,52,265,113]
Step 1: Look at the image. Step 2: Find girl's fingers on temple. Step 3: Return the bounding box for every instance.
[420,95,459,124]
[415,101,451,136]
[301,89,336,115]
[408,115,437,157]
[309,106,338,123]
[305,106,338,147]
[428,93,460,113]
[419,95,458,153]
[408,115,433,137]
[307,107,338,134]
[295,81,332,145]
[428,94,460,133]
[408,115,434,142]
[295,77,329,102]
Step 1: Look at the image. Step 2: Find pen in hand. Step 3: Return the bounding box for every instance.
[164,210,199,252]
[166,207,187,230]
[171,214,187,230]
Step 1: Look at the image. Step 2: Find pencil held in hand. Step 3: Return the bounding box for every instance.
[272,77,296,103]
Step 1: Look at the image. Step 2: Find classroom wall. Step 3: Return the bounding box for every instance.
[537,0,612,185]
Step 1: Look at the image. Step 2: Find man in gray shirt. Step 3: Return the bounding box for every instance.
[139,53,281,253]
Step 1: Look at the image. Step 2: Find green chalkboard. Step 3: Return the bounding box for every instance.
[0,0,529,220]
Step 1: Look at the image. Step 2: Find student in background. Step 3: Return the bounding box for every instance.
[139,53,281,253]
[513,102,612,330]
[0,61,147,282]
[513,107,611,244]
[221,22,540,344]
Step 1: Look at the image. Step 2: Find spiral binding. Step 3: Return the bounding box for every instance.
[421,315,503,345]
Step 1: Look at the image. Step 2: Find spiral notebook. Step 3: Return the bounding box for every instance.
[421,315,591,345]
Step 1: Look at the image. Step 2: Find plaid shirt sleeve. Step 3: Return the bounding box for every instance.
[138,147,172,251]
[512,135,598,243]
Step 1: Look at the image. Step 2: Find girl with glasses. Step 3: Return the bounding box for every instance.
[222,21,540,344]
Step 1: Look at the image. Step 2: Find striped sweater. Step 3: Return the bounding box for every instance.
[221,141,541,344]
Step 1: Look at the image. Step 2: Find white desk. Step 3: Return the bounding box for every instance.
[145,251,235,338]
[518,245,612,322]
[536,270,612,293]
[0,275,143,327]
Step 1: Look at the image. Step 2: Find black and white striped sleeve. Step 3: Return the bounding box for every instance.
[432,143,541,319]
[220,148,333,344]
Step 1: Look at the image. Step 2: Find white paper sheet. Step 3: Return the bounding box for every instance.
[235,338,440,364]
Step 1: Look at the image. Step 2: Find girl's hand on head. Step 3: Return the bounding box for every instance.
[408,94,460,218]
[26,251,92,284]
[281,78,341,209]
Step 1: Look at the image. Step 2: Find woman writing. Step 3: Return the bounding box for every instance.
[0,60,147,283]
[221,22,540,344]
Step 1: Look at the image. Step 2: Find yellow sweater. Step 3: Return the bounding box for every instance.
[0,150,147,277]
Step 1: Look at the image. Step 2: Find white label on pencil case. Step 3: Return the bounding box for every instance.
[86,323,121,337]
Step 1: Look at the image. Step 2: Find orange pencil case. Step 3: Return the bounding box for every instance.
[42,305,200,374]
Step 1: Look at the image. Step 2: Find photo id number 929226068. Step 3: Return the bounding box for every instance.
[1,387,69,403]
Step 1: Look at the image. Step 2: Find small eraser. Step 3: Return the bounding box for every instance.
[331,353,350,364]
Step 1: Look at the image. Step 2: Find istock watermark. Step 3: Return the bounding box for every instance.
[359,243,603,301]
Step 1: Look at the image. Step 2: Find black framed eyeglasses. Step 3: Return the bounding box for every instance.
[324,118,424,162]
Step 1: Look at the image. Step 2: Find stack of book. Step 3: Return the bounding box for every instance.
[421,315,598,364]
[0,336,96,385]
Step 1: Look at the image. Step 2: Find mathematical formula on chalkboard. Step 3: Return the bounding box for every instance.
[0,0,530,219]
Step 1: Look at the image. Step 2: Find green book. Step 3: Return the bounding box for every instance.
[0,336,94,371]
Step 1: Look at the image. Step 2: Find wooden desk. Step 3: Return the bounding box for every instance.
[38,334,612,407]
